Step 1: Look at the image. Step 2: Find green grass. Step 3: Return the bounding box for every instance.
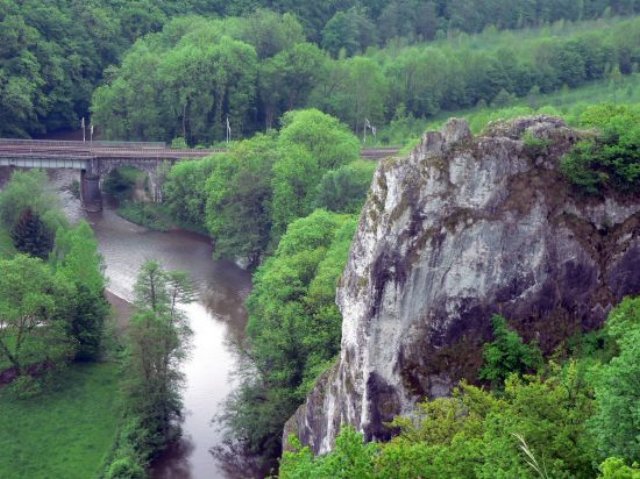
[0,362,122,479]
[117,201,173,231]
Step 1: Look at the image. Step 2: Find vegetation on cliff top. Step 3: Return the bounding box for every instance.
[562,103,640,194]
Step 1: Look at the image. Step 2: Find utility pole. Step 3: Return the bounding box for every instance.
[90,122,94,147]
[364,118,374,144]
[81,117,86,143]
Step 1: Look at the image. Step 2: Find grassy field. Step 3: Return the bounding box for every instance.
[0,362,121,479]
[376,73,640,147]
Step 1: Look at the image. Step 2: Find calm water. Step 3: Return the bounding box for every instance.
[2,168,258,478]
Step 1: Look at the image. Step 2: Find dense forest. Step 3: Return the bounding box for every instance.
[3,0,640,139]
[91,14,640,145]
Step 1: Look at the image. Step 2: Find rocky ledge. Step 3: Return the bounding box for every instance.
[284,116,640,454]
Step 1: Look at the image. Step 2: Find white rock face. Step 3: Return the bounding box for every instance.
[283,116,640,454]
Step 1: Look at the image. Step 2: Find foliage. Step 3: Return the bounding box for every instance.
[202,110,360,263]
[599,458,640,479]
[0,226,15,258]
[123,261,194,455]
[225,210,357,458]
[102,261,194,476]
[205,134,279,264]
[0,255,74,374]
[3,0,640,138]
[10,207,54,259]
[280,428,378,479]
[479,315,544,388]
[0,173,108,368]
[0,170,61,233]
[164,156,219,229]
[314,160,377,214]
[53,221,109,361]
[271,109,360,241]
[0,363,121,479]
[590,297,640,463]
[93,16,260,144]
[561,104,640,193]
[282,364,596,478]
[90,13,640,145]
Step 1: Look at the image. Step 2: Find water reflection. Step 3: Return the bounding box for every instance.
[210,440,276,479]
[153,439,196,479]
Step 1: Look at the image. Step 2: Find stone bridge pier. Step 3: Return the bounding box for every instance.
[80,169,102,212]
[81,157,172,212]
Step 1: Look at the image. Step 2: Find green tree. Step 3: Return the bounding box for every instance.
[164,156,220,229]
[0,170,60,232]
[561,104,640,194]
[0,255,73,374]
[227,211,356,457]
[271,145,319,240]
[53,221,108,361]
[599,458,640,479]
[279,109,360,171]
[313,160,376,214]
[125,260,194,450]
[259,43,328,129]
[321,8,377,58]
[591,297,640,463]
[281,427,377,479]
[10,207,54,260]
[205,134,279,264]
[236,9,305,59]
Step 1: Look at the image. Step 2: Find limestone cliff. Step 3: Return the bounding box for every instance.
[284,116,640,454]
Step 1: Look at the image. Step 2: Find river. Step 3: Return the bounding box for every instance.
[2,168,259,478]
[89,208,254,479]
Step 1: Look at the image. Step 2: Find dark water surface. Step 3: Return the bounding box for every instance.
[1,168,256,478]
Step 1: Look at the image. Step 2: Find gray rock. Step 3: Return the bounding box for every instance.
[283,116,640,454]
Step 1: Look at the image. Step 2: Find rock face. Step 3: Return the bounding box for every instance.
[284,116,640,454]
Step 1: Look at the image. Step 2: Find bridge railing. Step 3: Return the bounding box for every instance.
[0,138,167,150]
[0,151,94,160]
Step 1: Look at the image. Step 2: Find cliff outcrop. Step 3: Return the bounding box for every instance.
[284,116,640,454]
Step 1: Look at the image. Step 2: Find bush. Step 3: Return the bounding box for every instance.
[561,104,640,194]
[479,315,543,388]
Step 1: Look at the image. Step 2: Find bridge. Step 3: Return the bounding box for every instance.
[0,139,398,211]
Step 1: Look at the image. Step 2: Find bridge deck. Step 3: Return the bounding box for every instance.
[0,140,220,163]
[0,139,400,164]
